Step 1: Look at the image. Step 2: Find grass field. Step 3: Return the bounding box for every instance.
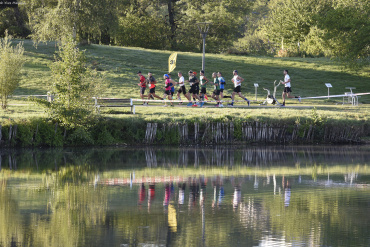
[2,39,370,123]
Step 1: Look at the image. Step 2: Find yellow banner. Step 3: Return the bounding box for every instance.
[168,52,177,73]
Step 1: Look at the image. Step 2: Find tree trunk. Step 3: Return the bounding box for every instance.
[167,0,177,49]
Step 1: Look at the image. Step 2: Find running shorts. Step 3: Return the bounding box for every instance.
[177,85,187,95]
[213,89,220,96]
[189,85,199,95]
[284,87,292,93]
[149,87,156,94]
[233,86,241,93]
[140,87,146,95]
[164,90,172,95]
[201,87,206,94]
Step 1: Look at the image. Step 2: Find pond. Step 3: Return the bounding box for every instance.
[0,146,369,247]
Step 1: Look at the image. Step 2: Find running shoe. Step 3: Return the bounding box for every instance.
[219,104,224,107]
[187,102,193,107]
[228,104,234,107]
[298,96,301,103]
[163,105,168,107]
[170,105,174,107]
[280,104,285,107]
[200,102,205,107]
[192,104,198,107]
[247,100,250,106]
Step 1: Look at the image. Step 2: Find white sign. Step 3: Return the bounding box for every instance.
[325,83,332,88]
[254,83,259,87]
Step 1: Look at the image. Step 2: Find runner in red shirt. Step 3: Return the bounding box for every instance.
[137,71,147,105]
[147,72,163,104]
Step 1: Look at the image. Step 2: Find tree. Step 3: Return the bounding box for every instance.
[314,0,370,69]
[0,30,25,109]
[41,37,105,126]
[264,0,318,52]
[27,0,119,45]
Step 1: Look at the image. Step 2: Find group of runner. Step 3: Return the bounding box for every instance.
[137,69,300,107]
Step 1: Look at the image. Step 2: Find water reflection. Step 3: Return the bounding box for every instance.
[0,146,369,247]
[0,146,369,172]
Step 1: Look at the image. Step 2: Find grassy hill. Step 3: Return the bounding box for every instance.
[2,39,370,124]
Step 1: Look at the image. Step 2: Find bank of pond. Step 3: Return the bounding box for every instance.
[0,117,368,147]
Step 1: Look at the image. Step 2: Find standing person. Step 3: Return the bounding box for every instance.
[147,72,163,103]
[137,71,147,104]
[228,70,250,107]
[186,70,201,107]
[281,69,301,107]
[176,71,191,105]
[211,72,222,107]
[199,70,209,107]
[163,74,174,107]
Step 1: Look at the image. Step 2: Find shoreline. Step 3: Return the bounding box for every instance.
[1,117,368,147]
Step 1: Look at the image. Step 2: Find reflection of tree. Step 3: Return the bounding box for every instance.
[0,178,107,247]
[30,184,107,247]
[262,189,370,246]
[0,182,24,247]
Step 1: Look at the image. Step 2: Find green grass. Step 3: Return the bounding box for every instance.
[2,39,370,123]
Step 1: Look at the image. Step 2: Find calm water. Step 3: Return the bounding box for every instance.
[0,146,369,247]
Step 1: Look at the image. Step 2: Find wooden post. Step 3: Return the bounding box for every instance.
[194,123,199,142]
[8,154,12,170]
[230,122,234,142]
[8,125,12,142]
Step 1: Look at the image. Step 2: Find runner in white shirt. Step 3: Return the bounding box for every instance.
[228,70,250,107]
[281,69,301,106]
[176,72,190,104]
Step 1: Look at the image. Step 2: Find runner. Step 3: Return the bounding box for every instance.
[281,69,301,107]
[218,72,231,99]
[186,70,201,107]
[147,72,163,103]
[163,74,174,107]
[169,73,175,98]
[211,72,222,107]
[228,70,250,107]
[199,70,209,107]
[162,73,176,106]
[137,71,147,104]
[176,72,191,104]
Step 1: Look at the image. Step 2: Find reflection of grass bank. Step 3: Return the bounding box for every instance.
[2,165,369,183]
[98,165,370,180]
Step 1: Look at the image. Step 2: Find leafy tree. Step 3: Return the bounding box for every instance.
[116,5,170,49]
[0,6,31,38]
[0,30,25,109]
[40,37,105,127]
[27,0,119,44]
[264,0,319,52]
[314,0,370,69]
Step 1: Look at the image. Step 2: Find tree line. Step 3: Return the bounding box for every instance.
[1,0,369,68]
